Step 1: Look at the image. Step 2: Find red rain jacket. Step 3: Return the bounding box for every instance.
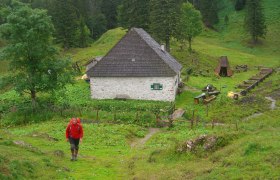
[66,121,83,139]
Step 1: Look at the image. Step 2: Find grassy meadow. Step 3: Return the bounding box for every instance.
[0,0,280,179]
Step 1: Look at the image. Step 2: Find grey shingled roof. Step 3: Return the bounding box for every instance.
[87,28,182,77]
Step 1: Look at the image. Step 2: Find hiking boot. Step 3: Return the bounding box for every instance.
[74,155,77,161]
[71,155,75,161]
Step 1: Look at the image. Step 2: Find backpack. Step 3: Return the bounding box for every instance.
[68,118,82,132]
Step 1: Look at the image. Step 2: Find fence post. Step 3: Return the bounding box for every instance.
[235,120,239,131]
[114,109,117,121]
[206,104,209,117]
[196,115,199,127]
[96,108,99,121]
[212,119,215,129]
[135,111,139,122]
[191,110,195,129]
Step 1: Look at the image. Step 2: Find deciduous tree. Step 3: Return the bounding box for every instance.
[177,2,203,52]
[0,3,72,107]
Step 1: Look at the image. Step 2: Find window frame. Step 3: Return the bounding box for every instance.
[151,83,163,90]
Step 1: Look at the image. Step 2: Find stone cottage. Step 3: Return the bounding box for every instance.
[86,28,182,101]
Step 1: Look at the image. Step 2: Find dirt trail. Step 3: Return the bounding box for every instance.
[242,113,263,121]
[130,128,160,148]
[265,97,276,110]
[183,85,200,92]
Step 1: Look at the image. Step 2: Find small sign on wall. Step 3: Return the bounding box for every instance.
[151,83,163,90]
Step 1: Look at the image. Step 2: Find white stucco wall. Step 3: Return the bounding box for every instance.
[90,76,179,101]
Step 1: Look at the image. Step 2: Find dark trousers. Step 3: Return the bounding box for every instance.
[69,137,80,151]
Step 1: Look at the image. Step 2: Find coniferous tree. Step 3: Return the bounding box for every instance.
[150,0,182,52]
[50,0,80,49]
[196,0,219,27]
[117,0,150,30]
[101,0,122,29]
[117,4,129,28]
[77,18,91,47]
[224,15,229,25]
[245,0,266,43]
[235,0,246,11]
[87,13,107,39]
[72,0,107,40]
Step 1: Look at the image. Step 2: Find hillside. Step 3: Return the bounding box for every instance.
[1,0,280,179]
[0,76,279,179]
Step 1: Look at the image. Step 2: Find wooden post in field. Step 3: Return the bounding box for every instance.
[191,110,195,129]
[196,115,199,126]
[156,114,160,127]
[235,120,239,131]
[135,111,139,122]
[206,104,209,117]
[212,119,215,129]
[114,109,117,121]
[96,108,99,121]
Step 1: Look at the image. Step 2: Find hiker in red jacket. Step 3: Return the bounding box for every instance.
[66,118,83,161]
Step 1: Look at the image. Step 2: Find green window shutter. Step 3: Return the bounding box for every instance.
[159,84,163,90]
[151,84,154,90]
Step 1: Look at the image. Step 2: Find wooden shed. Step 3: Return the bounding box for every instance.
[214,56,233,77]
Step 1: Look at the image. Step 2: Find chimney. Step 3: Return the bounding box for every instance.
[161,44,165,51]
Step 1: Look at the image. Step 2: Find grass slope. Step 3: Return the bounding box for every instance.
[0,102,279,179]
[65,27,127,64]
[1,0,280,179]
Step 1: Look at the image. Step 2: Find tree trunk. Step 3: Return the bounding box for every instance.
[165,37,170,52]
[31,89,36,110]
[188,37,192,53]
[253,35,258,44]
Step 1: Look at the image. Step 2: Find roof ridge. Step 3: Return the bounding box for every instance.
[132,28,182,73]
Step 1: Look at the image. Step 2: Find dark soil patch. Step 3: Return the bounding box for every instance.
[237,95,258,104]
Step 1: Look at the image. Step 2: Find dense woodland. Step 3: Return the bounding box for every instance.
[0,0,266,50]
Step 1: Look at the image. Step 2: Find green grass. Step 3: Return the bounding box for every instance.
[1,0,280,178]
[1,106,279,179]
[0,61,8,75]
[64,27,127,64]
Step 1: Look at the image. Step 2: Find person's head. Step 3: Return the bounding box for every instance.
[72,118,77,124]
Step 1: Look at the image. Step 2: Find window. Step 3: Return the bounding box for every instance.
[151,83,163,90]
